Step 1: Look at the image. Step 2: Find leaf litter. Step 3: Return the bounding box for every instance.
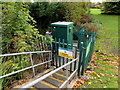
[73,49,118,88]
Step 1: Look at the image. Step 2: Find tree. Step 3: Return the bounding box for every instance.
[28,2,66,35]
[63,2,90,22]
[28,2,90,35]
[2,2,40,54]
[101,2,120,15]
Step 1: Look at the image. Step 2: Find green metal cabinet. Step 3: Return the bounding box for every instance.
[51,22,74,49]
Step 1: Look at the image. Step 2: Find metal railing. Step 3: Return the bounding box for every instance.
[20,57,79,89]
[78,27,96,75]
[0,51,52,79]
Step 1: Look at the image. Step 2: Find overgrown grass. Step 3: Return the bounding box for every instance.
[90,9,118,55]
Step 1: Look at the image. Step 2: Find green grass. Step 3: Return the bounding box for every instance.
[90,9,118,55]
[78,9,118,88]
[90,9,101,15]
[79,50,118,88]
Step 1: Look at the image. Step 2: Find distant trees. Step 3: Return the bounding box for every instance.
[64,2,90,22]
[90,2,102,9]
[101,2,120,15]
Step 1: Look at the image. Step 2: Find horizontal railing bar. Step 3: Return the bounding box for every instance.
[59,69,78,88]
[52,41,77,48]
[20,58,78,89]
[0,51,51,57]
[0,60,52,79]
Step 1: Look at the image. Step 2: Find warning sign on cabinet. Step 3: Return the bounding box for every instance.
[58,47,74,59]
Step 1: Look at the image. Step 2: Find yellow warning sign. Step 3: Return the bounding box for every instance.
[58,47,74,59]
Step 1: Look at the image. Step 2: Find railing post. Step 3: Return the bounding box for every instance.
[55,38,58,68]
[78,42,84,76]
[76,58,79,76]
[48,52,51,68]
[66,64,69,89]
[62,39,65,65]
[81,44,86,75]
[74,47,77,71]
[30,53,35,77]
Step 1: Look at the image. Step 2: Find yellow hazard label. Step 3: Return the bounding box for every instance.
[58,47,74,59]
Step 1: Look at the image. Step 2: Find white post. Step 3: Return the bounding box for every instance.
[30,53,35,77]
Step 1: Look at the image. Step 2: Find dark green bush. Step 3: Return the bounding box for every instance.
[28,2,90,35]
[101,2,120,15]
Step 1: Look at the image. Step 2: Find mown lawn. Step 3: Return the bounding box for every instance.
[90,9,118,56]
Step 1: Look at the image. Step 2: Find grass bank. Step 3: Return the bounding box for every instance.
[90,9,118,56]
[73,9,118,88]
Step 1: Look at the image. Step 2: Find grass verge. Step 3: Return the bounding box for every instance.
[73,50,118,88]
[73,9,118,88]
[90,9,118,56]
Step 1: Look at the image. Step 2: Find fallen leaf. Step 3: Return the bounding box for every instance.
[98,79,104,83]
[88,82,92,85]
[103,59,110,61]
[96,74,100,77]
[76,80,85,85]
[100,52,106,55]
[100,69,108,71]
[98,79,102,82]
[103,86,107,88]
[99,73,104,76]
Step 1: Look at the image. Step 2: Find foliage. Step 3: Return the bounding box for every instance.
[101,2,120,15]
[64,2,90,22]
[1,2,53,89]
[28,2,90,35]
[73,15,101,40]
[28,2,66,35]
[90,2,102,9]
[81,19,102,33]
[2,2,40,54]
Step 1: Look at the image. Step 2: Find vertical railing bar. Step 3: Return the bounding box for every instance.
[76,58,79,76]
[50,43,53,66]
[70,44,73,73]
[74,47,77,70]
[66,64,69,88]
[55,38,58,68]
[48,52,51,68]
[78,42,84,76]
[30,53,35,77]
[66,42,69,63]
[81,43,87,75]
[62,39,65,70]
[58,38,61,67]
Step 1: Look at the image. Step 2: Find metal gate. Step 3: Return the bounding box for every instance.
[78,27,96,75]
[52,26,96,76]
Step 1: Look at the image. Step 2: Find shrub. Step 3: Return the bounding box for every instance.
[79,15,92,24]
[73,18,102,40]
[101,2,120,15]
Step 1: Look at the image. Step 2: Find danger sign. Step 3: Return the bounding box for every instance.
[58,47,74,59]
